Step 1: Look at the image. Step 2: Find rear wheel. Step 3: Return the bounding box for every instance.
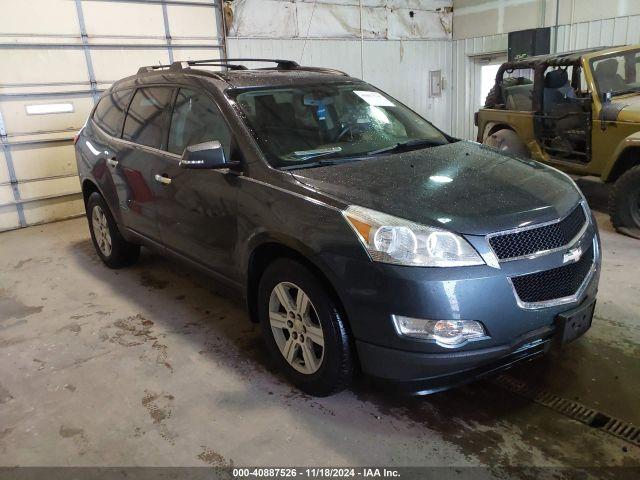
[86,192,140,268]
[258,258,354,396]
[609,165,640,239]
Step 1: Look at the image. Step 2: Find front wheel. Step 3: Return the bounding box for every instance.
[609,165,640,239]
[483,128,531,158]
[258,258,355,396]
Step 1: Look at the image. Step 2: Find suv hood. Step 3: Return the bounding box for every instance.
[292,141,581,235]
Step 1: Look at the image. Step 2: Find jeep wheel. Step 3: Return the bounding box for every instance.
[609,165,640,239]
[258,258,354,396]
[86,192,141,267]
[483,128,531,158]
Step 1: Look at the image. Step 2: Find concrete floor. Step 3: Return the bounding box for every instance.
[0,210,639,471]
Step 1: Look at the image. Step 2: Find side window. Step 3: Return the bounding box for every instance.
[168,88,232,156]
[92,89,132,137]
[123,87,174,150]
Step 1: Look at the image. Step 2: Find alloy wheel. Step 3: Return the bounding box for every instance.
[91,205,112,257]
[268,282,324,374]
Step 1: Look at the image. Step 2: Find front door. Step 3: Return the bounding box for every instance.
[154,87,240,281]
[534,67,591,163]
[115,86,175,241]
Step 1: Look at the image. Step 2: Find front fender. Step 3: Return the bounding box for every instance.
[605,131,640,181]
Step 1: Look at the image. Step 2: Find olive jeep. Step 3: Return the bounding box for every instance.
[476,45,640,238]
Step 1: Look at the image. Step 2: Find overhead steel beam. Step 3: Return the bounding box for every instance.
[0,172,80,189]
[0,110,27,227]
[161,1,175,63]
[74,0,99,103]
[0,89,105,99]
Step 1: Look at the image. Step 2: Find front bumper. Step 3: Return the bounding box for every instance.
[319,221,600,388]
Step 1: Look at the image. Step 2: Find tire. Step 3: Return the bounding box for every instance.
[86,192,140,268]
[484,76,532,108]
[257,258,354,396]
[483,128,531,158]
[608,165,640,239]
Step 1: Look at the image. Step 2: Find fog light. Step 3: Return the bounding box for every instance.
[392,316,486,347]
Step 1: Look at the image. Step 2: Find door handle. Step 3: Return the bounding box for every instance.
[154,174,172,185]
[107,158,118,167]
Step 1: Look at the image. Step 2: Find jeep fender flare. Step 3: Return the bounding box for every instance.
[606,131,640,181]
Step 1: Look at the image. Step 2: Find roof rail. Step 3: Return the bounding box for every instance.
[136,58,350,77]
[136,64,172,74]
[201,58,300,69]
[290,66,350,76]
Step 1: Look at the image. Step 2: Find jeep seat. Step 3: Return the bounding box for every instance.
[595,58,626,93]
[543,69,576,112]
[504,84,533,111]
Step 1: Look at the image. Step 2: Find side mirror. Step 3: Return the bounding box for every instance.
[600,91,612,104]
[179,141,239,170]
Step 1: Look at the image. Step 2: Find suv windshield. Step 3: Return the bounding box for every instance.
[592,49,640,97]
[233,83,448,168]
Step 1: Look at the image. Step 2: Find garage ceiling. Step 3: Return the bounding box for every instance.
[0,0,226,231]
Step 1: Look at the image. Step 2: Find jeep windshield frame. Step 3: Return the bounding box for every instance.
[589,48,640,98]
[228,82,449,169]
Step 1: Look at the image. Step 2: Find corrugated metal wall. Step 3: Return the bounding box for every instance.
[0,0,225,232]
[450,14,640,140]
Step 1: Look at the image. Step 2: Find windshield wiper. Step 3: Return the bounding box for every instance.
[368,138,445,156]
[290,146,343,161]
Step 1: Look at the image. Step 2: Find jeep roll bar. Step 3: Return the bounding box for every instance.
[493,47,605,112]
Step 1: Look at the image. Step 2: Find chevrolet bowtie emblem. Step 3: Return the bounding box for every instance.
[563,246,583,264]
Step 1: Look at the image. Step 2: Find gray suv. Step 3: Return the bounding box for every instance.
[75,58,601,396]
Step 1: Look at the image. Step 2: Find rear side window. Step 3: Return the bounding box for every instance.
[168,88,232,156]
[123,87,174,150]
[92,89,132,137]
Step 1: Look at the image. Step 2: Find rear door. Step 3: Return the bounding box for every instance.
[80,88,133,219]
[153,87,240,280]
[116,86,175,241]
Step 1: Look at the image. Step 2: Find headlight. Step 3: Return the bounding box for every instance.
[392,316,486,346]
[342,205,484,267]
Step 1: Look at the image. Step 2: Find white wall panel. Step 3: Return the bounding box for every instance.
[89,49,171,82]
[0,207,20,232]
[21,196,85,227]
[0,0,225,231]
[82,2,166,38]
[167,4,221,39]
[10,143,78,182]
[0,49,89,85]
[0,97,92,137]
[0,0,79,36]
[0,186,14,205]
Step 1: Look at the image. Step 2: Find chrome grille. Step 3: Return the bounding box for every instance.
[489,204,587,261]
[510,243,594,304]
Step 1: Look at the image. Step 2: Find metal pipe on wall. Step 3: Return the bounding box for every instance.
[554,0,560,53]
[359,0,364,79]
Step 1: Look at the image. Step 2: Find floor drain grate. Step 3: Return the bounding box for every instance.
[492,374,640,447]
